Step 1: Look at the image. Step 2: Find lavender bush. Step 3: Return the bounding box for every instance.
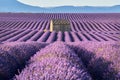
[14,41,92,80]
[68,41,120,80]
[0,49,18,80]
[0,41,48,80]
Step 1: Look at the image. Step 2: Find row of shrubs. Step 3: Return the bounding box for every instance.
[0,41,48,80]
[14,41,92,80]
[0,41,120,80]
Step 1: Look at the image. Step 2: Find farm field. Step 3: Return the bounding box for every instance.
[0,13,120,80]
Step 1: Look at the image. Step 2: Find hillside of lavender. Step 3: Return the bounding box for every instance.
[0,13,120,80]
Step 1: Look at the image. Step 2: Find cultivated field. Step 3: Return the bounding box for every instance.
[0,13,120,80]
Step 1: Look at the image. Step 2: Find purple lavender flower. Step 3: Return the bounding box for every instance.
[14,41,92,80]
[0,41,48,80]
[69,41,120,80]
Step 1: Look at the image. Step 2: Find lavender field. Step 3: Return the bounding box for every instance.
[0,13,120,80]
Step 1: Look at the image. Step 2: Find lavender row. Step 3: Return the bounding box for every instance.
[0,41,119,80]
[0,13,120,22]
[0,20,119,32]
[68,42,120,80]
[14,41,92,80]
[0,29,119,42]
[70,21,120,32]
[0,20,50,30]
[0,42,48,79]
